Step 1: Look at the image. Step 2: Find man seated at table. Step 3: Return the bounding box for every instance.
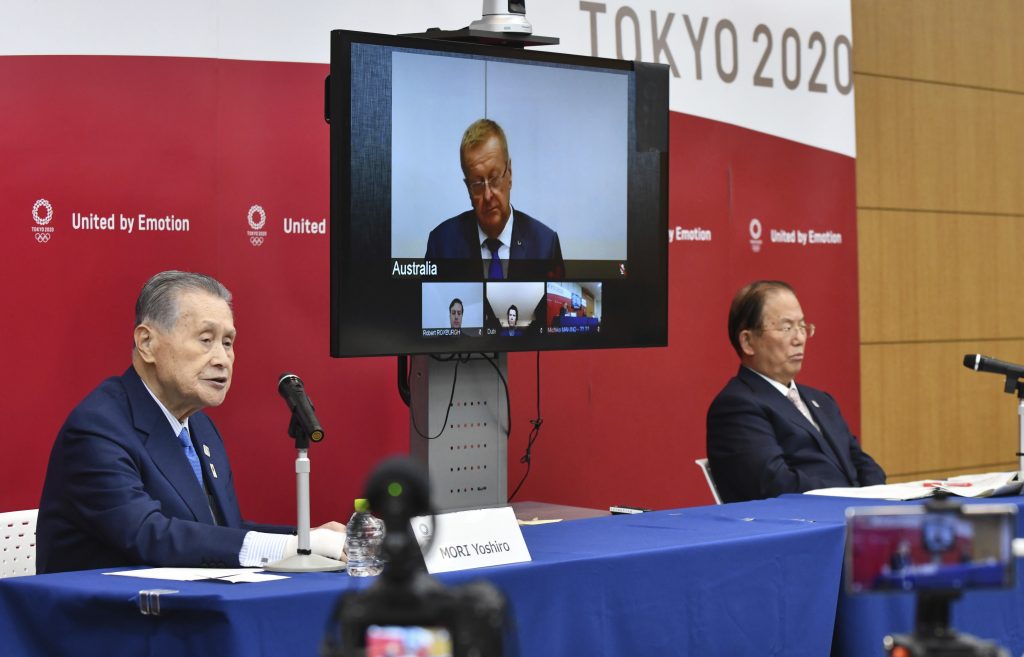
[36,270,346,573]
[706,280,886,503]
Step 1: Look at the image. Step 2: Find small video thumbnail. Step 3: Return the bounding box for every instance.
[421,282,483,337]
[546,281,602,334]
[484,281,546,337]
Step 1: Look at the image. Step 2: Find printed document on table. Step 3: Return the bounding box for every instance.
[805,482,935,500]
[931,471,1023,498]
[806,471,1023,500]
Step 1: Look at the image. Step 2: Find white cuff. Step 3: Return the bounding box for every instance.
[238,531,291,567]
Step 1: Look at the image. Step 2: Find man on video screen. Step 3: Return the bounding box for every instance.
[425,119,565,281]
[500,304,522,337]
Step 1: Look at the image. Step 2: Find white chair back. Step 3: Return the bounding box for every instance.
[0,508,38,578]
[694,459,723,505]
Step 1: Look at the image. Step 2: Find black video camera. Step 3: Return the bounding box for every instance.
[845,494,1016,657]
[321,457,510,657]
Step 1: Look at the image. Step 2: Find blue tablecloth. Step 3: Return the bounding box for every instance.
[0,497,846,657]
[772,493,1024,657]
[8,494,1023,657]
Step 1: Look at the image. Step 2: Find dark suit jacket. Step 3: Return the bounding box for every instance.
[706,366,885,503]
[37,366,291,573]
[424,209,565,280]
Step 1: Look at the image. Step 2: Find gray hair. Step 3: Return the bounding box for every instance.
[135,270,232,331]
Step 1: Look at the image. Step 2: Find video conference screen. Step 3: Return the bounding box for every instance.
[329,30,668,357]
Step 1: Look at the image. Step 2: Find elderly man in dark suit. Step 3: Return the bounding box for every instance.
[425,118,565,281]
[706,280,886,503]
[37,271,345,572]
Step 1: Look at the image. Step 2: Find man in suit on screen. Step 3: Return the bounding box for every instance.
[36,270,346,572]
[425,118,565,281]
[706,280,886,503]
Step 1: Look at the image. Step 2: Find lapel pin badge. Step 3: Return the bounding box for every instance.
[203,444,211,457]
[209,463,218,479]
[811,400,820,408]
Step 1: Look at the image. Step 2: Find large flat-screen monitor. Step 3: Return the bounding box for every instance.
[329,30,668,357]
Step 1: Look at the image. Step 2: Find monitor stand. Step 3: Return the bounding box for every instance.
[408,354,509,513]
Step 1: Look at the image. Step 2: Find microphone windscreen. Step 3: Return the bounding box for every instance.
[277,373,302,397]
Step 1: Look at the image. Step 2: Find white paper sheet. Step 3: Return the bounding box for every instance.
[104,567,287,583]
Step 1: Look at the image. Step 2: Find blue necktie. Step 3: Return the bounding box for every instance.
[178,427,204,488]
[485,238,503,280]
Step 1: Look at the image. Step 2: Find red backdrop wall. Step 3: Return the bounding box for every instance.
[0,54,859,521]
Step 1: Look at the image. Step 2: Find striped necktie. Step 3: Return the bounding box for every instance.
[786,387,821,433]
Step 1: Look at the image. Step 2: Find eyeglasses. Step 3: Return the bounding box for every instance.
[465,161,510,198]
[759,322,816,338]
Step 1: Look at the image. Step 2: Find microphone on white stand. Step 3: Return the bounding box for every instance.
[963,354,1024,476]
[265,373,344,573]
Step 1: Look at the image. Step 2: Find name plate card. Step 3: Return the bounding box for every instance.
[412,506,531,574]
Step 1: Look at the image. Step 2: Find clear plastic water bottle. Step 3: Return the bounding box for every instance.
[345,498,385,577]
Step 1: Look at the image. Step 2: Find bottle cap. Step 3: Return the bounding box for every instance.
[354,498,370,513]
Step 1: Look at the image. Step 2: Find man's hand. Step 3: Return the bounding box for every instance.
[307,522,348,561]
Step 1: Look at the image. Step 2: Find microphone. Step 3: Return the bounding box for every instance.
[278,373,324,442]
[963,354,1024,380]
